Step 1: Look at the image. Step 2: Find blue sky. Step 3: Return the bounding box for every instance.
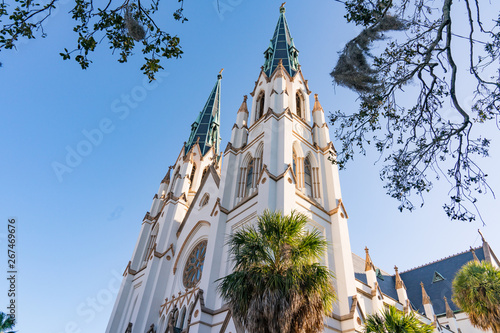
[1,1,499,332]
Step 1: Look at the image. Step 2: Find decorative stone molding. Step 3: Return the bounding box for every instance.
[174,221,211,272]
[123,260,147,277]
[154,243,175,260]
[159,287,199,317]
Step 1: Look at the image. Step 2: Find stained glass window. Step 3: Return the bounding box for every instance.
[246,159,254,197]
[304,157,312,197]
[183,240,208,288]
[292,150,297,182]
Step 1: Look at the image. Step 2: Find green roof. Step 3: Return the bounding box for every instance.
[185,73,222,156]
[263,6,299,77]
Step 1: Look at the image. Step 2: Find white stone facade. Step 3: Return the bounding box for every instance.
[105,8,497,333]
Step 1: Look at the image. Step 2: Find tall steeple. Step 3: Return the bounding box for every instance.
[263,4,299,77]
[185,71,222,156]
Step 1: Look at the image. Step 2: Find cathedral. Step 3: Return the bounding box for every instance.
[105,6,499,333]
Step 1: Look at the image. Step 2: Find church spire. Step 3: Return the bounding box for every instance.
[263,4,299,77]
[185,71,222,156]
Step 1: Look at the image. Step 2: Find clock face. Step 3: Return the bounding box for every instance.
[183,240,207,288]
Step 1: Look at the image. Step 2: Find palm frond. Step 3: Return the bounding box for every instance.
[217,210,336,333]
[452,260,500,332]
[0,311,15,333]
[363,305,433,333]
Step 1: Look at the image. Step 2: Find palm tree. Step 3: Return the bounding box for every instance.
[217,210,336,333]
[452,260,500,333]
[363,305,433,333]
[0,312,15,333]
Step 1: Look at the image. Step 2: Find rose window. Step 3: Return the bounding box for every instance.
[183,240,207,288]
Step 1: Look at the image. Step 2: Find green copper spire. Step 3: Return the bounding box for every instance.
[185,71,222,156]
[263,5,299,77]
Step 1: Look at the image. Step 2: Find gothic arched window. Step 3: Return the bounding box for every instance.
[296,92,303,118]
[167,313,173,331]
[256,143,264,182]
[143,224,158,264]
[177,306,186,331]
[304,157,313,197]
[292,150,297,178]
[159,316,166,333]
[172,309,179,330]
[189,164,196,189]
[245,159,254,197]
[183,240,208,288]
[256,92,265,121]
[171,167,180,193]
[200,193,210,207]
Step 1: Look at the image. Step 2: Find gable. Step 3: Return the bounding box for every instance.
[177,164,220,237]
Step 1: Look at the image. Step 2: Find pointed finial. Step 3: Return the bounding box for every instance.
[161,167,172,184]
[218,68,224,79]
[444,296,455,318]
[478,229,485,242]
[420,282,432,305]
[237,95,249,114]
[313,93,323,112]
[280,2,286,12]
[365,247,375,271]
[470,246,480,262]
[395,265,405,289]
